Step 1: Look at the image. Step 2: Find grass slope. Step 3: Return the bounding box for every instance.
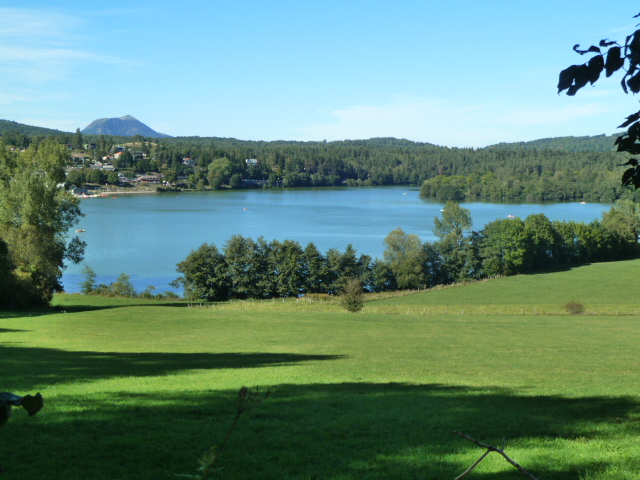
[2,261,640,479]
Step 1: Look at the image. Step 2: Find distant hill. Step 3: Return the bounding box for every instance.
[0,119,70,136]
[488,133,622,152]
[81,115,170,138]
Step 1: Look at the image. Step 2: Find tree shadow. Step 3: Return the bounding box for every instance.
[0,301,192,319]
[2,345,345,390]
[4,382,639,480]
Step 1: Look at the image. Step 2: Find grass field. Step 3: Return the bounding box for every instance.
[2,260,640,479]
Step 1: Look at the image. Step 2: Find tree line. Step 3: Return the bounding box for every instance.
[175,200,640,301]
[4,125,638,203]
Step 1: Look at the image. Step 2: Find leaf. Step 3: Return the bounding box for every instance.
[605,47,624,77]
[617,111,640,129]
[557,65,577,93]
[599,39,618,48]
[587,55,604,84]
[627,70,640,93]
[628,122,640,143]
[573,65,591,90]
[628,30,640,56]
[616,136,636,152]
[573,44,601,55]
[622,168,635,186]
[20,393,43,417]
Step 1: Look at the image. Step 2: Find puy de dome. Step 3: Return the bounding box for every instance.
[81,115,170,138]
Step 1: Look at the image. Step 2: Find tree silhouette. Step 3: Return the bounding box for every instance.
[558,10,640,187]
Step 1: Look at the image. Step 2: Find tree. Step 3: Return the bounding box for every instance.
[80,265,97,294]
[523,213,561,271]
[270,239,305,297]
[175,243,228,301]
[383,227,426,289]
[86,168,105,185]
[0,238,20,308]
[558,11,640,188]
[601,199,640,243]
[224,235,259,299]
[479,218,529,277]
[302,242,327,294]
[340,277,365,313]
[106,171,119,185]
[433,202,474,283]
[110,273,136,297]
[74,128,83,150]
[66,169,86,188]
[433,201,472,245]
[208,157,232,189]
[0,140,85,305]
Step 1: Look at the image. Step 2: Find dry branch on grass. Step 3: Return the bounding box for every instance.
[454,431,539,480]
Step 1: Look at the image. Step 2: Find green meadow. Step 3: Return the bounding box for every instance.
[3,260,640,479]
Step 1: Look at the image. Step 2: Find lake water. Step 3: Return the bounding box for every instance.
[62,187,612,294]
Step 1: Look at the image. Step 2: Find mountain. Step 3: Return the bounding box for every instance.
[81,115,170,138]
[488,133,621,152]
[0,119,70,136]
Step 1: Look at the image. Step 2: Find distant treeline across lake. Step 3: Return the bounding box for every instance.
[62,187,611,294]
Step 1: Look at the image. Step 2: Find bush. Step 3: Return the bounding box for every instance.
[564,301,585,315]
[340,277,365,313]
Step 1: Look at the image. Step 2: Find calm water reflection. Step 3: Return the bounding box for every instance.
[62,187,611,293]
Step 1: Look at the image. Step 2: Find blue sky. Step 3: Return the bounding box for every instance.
[1,1,639,146]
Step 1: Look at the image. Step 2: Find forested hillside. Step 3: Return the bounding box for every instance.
[489,134,620,152]
[0,120,634,202]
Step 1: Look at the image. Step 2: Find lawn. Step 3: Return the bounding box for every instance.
[2,261,640,479]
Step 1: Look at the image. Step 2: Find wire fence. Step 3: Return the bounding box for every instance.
[183,298,640,317]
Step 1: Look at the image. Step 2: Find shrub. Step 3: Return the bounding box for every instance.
[564,301,585,315]
[340,277,365,313]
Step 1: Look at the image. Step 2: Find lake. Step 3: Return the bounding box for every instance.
[62,187,612,294]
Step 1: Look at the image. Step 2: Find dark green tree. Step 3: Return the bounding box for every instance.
[175,243,228,301]
[523,214,561,271]
[74,128,83,150]
[302,242,326,294]
[270,239,305,297]
[479,218,529,277]
[67,169,87,188]
[86,168,106,185]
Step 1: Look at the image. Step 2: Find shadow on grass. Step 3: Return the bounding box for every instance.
[3,346,345,389]
[4,382,640,480]
[0,301,192,319]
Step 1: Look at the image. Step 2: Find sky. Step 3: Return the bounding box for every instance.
[2,1,639,147]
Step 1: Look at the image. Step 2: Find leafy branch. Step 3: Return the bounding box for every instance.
[558,11,640,188]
